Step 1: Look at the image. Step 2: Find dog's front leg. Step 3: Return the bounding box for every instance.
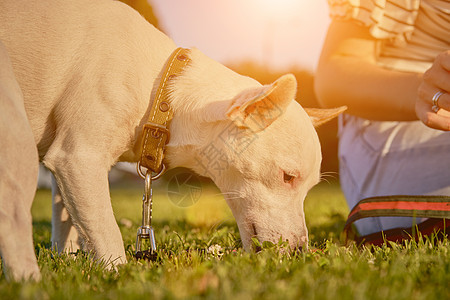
[51,175,81,253]
[44,151,126,267]
[0,41,41,281]
[0,142,41,281]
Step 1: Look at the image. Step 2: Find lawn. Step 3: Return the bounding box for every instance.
[0,177,448,300]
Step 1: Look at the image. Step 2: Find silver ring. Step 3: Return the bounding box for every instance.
[431,91,445,113]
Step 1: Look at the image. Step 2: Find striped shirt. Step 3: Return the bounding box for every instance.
[328,0,450,73]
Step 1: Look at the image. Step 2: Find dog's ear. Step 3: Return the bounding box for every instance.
[304,106,347,128]
[226,74,297,132]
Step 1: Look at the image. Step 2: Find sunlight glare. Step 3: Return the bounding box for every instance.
[257,0,303,17]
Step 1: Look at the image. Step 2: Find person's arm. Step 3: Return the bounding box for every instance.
[416,50,450,130]
[314,20,422,121]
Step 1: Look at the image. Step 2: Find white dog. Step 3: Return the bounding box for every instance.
[0,0,345,280]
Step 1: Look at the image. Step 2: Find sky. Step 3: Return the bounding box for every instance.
[150,0,331,71]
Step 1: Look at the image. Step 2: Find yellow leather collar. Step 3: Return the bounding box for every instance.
[138,47,191,178]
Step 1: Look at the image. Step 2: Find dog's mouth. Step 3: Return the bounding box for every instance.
[248,223,305,253]
[250,223,262,252]
[251,223,258,236]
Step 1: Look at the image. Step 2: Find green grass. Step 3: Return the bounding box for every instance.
[1,180,449,299]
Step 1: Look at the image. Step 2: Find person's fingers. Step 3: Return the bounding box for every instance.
[422,52,450,92]
[435,91,450,111]
[416,97,450,131]
[437,50,450,73]
[415,51,450,130]
[418,84,450,111]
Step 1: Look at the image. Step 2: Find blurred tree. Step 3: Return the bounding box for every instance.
[228,62,340,175]
[119,0,161,30]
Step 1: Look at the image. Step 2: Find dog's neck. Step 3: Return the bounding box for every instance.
[164,48,260,171]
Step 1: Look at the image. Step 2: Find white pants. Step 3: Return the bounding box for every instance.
[338,114,450,236]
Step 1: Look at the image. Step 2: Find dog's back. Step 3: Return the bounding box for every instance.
[0,0,175,157]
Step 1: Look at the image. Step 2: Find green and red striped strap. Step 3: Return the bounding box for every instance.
[344,195,450,246]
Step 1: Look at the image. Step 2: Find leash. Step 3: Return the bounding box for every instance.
[134,47,191,260]
[344,195,450,246]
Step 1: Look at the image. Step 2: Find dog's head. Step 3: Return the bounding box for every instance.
[166,52,345,251]
[214,75,345,250]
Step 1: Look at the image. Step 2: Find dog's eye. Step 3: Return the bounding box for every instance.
[283,172,296,184]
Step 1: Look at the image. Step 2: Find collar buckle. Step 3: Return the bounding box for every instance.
[143,122,170,144]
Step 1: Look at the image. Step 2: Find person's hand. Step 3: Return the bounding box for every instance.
[416,50,450,130]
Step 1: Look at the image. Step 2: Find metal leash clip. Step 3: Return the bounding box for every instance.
[134,170,158,261]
